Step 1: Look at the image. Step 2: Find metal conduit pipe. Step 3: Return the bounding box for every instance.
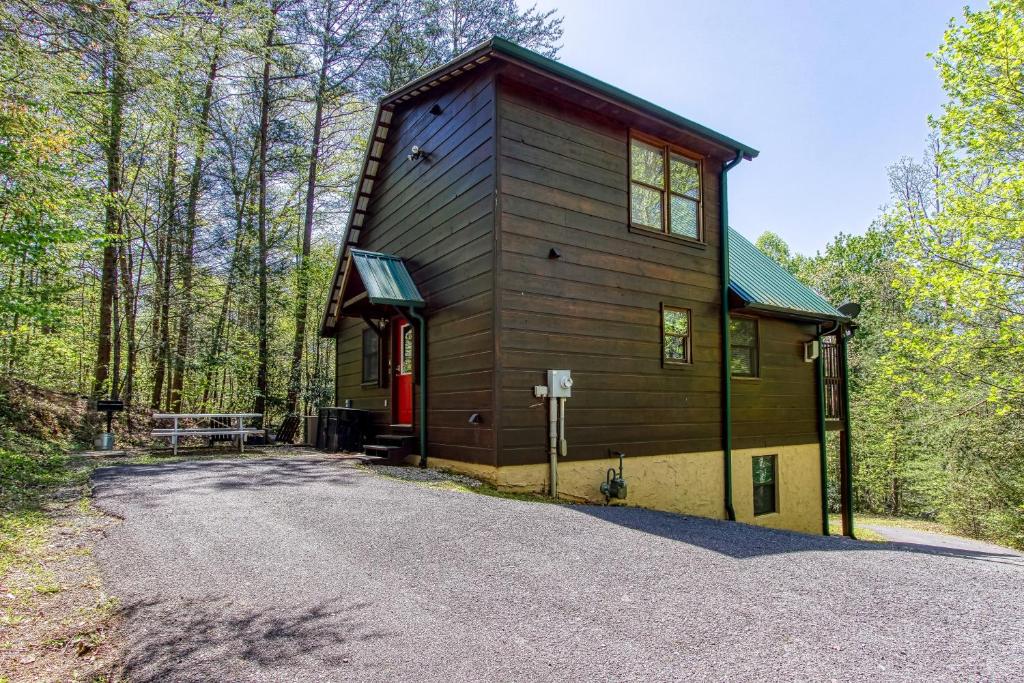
[558,397,566,457]
[548,397,558,497]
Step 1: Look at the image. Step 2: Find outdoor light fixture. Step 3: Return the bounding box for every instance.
[407,145,429,162]
[468,413,483,424]
[429,104,443,116]
[548,247,562,259]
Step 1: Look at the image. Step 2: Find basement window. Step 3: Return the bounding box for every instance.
[752,455,777,516]
[361,327,379,385]
[629,134,703,241]
[662,305,692,365]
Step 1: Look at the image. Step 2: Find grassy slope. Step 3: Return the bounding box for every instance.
[0,380,88,570]
[0,381,124,681]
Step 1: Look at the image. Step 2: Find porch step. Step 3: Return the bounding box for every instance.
[363,444,410,464]
[375,433,417,448]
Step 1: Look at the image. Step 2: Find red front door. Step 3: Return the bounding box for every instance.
[392,317,414,425]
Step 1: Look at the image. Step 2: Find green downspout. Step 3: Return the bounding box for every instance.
[839,326,855,539]
[408,307,428,468]
[720,151,744,522]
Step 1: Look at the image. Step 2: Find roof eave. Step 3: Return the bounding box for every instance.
[731,298,850,324]
[381,36,759,160]
[488,37,759,160]
[367,297,426,308]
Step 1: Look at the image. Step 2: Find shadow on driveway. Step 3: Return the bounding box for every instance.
[117,596,395,682]
[571,504,1024,565]
[93,457,362,510]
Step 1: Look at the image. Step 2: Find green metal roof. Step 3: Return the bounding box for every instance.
[728,228,845,321]
[383,37,759,160]
[349,250,425,308]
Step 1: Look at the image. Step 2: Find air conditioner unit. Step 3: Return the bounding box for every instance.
[804,340,820,363]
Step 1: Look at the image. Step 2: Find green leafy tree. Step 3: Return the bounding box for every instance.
[886,1,1024,544]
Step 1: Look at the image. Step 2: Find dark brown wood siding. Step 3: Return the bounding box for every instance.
[494,79,727,467]
[335,68,497,465]
[731,317,820,449]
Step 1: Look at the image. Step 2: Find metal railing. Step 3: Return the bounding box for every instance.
[822,335,843,420]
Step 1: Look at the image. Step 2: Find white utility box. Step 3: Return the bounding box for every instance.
[547,369,573,398]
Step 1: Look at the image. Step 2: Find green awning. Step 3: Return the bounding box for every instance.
[349,249,425,308]
[728,228,845,321]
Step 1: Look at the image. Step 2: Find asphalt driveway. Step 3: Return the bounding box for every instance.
[860,522,1024,562]
[92,455,1024,682]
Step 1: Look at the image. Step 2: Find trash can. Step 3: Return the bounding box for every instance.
[94,432,114,451]
[303,415,318,446]
[316,407,373,452]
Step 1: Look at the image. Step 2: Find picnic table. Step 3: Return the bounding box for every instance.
[151,413,265,455]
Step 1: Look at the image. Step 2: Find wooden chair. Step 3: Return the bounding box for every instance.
[273,415,302,445]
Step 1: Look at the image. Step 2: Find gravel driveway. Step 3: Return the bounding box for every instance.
[860,523,1024,563]
[92,455,1024,682]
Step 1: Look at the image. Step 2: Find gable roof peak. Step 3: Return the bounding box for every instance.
[382,35,758,160]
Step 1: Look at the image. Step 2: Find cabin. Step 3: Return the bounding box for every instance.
[319,37,856,537]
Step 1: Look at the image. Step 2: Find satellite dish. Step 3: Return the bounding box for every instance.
[837,302,861,319]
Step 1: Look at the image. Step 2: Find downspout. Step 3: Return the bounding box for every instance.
[719,150,744,522]
[839,324,856,539]
[407,307,428,467]
[815,320,840,536]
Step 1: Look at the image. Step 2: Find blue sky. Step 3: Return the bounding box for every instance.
[521,0,970,254]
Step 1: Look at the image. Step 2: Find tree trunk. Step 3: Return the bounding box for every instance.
[170,49,220,412]
[285,57,327,415]
[151,121,178,410]
[254,9,277,418]
[6,261,26,374]
[94,3,128,397]
[117,241,137,407]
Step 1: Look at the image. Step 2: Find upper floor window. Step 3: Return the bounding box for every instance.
[730,316,758,377]
[629,135,702,241]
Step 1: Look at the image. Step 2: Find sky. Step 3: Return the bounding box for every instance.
[520,0,971,255]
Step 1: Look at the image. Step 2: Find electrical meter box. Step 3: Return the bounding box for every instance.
[547,369,573,398]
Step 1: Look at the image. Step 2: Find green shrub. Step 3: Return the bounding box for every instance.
[0,446,68,512]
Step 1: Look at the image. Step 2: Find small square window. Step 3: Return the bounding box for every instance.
[730,316,758,377]
[362,328,379,384]
[753,455,777,516]
[662,306,691,365]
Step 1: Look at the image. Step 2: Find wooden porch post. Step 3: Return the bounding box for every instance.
[839,328,855,539]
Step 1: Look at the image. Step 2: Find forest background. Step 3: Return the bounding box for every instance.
[1,0,1021,547]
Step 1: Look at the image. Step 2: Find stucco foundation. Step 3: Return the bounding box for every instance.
[408,442,823,535]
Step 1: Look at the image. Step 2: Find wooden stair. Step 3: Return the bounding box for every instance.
[363,433,417,464]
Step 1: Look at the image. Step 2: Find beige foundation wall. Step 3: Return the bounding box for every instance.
[498,451,727,521]
[730,443,823,535]
[410,443,823,536]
